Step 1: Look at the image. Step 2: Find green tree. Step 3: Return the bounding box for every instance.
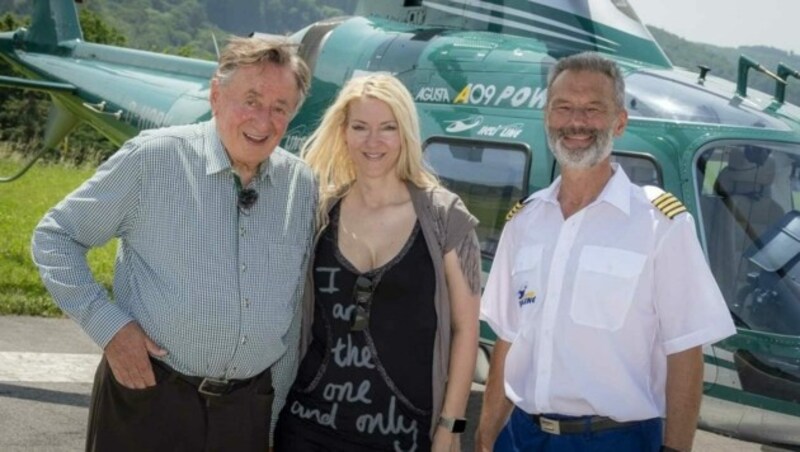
[79,8,127,46]
[201,0,356,36]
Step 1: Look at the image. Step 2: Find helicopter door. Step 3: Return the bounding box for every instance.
[694,140,800,420]
[423,137,530,384]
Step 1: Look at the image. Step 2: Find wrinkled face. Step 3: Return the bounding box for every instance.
[210,62,298,169]
[545,69,627,170]
[344,97,402,181]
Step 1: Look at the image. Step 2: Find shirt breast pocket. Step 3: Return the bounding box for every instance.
[570,246,646,331]
[511,244,544,313]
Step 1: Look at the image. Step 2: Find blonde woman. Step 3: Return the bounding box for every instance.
[275,73,481,451]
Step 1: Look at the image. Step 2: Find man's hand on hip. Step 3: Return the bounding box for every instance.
[104,322,167,389]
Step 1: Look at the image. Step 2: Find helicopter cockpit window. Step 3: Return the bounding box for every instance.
[611,153,661,187]
[423,139,529,257]
[695,141,800,335]
[626,72,789,131]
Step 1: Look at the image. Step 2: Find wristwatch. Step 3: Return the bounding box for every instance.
[438,416,467,433]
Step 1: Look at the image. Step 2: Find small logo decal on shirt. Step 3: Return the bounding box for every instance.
[517,285,537,307]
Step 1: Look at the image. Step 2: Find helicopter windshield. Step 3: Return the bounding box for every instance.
[696,141,800,336]
[626,72,790,130]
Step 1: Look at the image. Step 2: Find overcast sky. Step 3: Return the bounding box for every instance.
[626,0,800,55]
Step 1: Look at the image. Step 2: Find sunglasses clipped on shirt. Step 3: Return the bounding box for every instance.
[237,188,258,211]
[351,274,375,331]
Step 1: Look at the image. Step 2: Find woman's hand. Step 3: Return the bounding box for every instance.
[431,428,461,452]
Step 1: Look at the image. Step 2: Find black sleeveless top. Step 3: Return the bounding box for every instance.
[285,203,436,451]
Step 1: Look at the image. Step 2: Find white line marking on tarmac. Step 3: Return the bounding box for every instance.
[0,352,100,383]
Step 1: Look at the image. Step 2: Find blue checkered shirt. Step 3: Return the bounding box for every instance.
[32,120,316,433]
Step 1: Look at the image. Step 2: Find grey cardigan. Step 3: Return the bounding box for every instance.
[299,182,479,438]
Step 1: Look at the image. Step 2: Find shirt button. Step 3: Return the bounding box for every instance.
[243,298,250,308]
[240,226,246,237]
[240,263,247,273]
[241,336,248,345]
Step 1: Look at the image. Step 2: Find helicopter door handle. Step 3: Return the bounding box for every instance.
[82,100,123,120]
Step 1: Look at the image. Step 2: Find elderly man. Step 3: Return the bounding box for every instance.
[31,37,316,452]
[476,52,736,452]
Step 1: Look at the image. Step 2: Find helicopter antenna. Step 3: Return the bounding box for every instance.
[211,32,220,59]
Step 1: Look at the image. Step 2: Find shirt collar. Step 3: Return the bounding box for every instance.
[204,118,274,186]
[204,119,231,176]
[530,162,631,216]
[599,162,632,215]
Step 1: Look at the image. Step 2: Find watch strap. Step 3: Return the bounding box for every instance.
[438,415,467,433]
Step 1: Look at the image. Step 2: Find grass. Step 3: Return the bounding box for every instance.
[0,154,116,316]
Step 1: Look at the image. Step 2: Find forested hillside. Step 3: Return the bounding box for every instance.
[0,1,798,165]
[0,0,356,57]
[650,27,800,106]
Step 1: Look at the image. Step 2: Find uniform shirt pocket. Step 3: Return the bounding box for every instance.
[570,246,646,331]
[512,244,544,312]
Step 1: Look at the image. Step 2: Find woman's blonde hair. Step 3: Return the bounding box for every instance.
[302,73,439,229]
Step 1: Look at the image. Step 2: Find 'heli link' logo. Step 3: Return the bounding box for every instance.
[517,285,537,307]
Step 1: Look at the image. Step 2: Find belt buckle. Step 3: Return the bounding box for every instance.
[539,416,561,435]
[197,377,229,397]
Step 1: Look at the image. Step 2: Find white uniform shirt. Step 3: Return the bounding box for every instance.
[480,165,736,421]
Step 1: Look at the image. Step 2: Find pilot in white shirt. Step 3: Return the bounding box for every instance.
[483,165,735,417]
[476,52,736,452]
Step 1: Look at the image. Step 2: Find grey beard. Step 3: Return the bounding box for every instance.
[547,126,614,170]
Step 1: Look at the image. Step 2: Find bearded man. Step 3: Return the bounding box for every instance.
[475,52,735,452]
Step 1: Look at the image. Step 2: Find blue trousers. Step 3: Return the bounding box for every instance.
[495,407,662,452]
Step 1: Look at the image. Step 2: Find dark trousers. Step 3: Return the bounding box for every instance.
[86,357,274,452]
[496,407,662,452]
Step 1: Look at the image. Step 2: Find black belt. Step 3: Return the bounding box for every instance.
[530,414,641,435]
[152,359,258,397]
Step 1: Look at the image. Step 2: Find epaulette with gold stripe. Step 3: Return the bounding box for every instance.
[505,198,530,222]
[652,192,687,219]
[644,186,687,219]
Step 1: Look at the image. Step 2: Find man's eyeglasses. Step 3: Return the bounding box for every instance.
[237,188,259,212]
[351,275,374,331]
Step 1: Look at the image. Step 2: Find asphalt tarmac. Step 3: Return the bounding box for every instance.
[0,316,787,451]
